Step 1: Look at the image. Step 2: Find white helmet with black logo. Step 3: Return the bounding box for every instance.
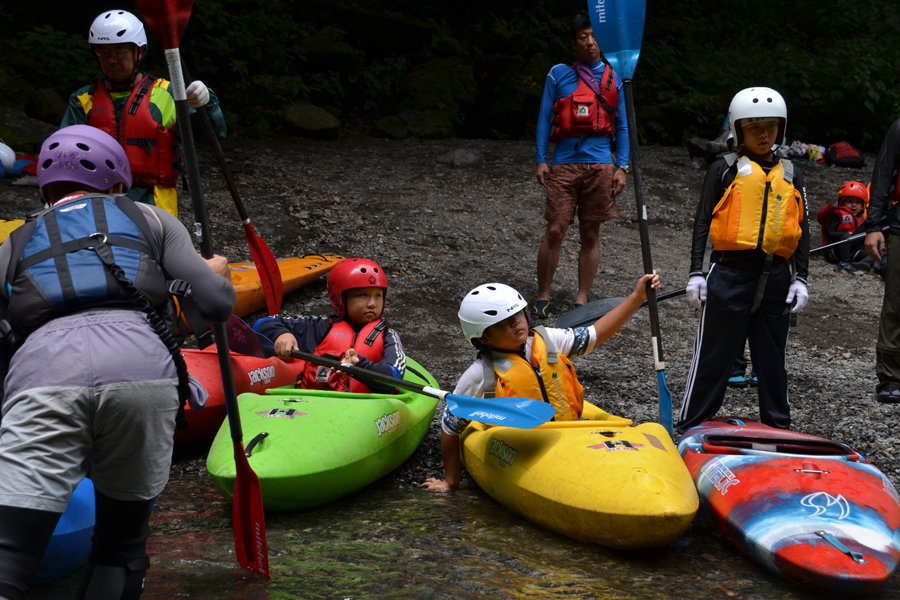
[728,87,787,148]
[458,283,528,345]
[89,10,148,47]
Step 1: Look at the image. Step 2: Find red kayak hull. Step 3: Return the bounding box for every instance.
[678,417,900,595]
[175,346,305,445]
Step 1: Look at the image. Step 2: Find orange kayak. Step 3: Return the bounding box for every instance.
[175,346,307,445]
[231,254,344,317]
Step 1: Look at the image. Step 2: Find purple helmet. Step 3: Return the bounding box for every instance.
[38,125,132,192]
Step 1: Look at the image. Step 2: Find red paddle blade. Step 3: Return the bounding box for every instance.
[244,221,283,315]
[232,443,270,578]
[134,0,194,49]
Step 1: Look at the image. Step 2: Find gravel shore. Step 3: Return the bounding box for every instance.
[2,136,895,488]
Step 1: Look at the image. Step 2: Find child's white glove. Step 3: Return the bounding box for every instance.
[786,280,808,313]
[186,81,210,108]
[685,275,707,309]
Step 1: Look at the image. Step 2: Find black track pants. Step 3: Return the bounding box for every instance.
[678,261,792,434]
[877,237,900,388]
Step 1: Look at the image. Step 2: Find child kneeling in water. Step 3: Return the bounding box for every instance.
[422,271,659,490]
[253,258,405,392]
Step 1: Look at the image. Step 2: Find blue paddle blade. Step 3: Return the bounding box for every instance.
[657,370,674,440]
[445,394,556,429]
[589,0,646,79]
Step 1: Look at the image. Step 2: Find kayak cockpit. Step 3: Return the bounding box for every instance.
[700,434,860,460]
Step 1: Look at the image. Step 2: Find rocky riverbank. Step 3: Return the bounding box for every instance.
[2,136,895,488]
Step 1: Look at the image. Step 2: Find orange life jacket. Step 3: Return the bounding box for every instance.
[88,76,179,189]
[710,156,804,258]
[481,326,583,421]
[816,204,863,245]
[550,65,617,144]
[299,319,386,394]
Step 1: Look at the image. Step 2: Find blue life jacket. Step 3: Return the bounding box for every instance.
[2,194,168,335]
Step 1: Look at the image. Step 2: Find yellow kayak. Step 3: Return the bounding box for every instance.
[230,254,344,317]
[460,403,699,549]
[0,219,25,244]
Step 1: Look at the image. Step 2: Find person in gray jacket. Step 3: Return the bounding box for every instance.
[0,125,234,600]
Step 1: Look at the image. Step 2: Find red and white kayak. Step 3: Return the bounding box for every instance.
[175,346,305,445]
[678,418,900,595]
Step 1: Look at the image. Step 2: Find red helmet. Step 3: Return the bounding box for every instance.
[327,258,389,319]
[837,181,869,206]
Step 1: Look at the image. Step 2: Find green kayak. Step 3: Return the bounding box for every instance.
[206,357,439,511]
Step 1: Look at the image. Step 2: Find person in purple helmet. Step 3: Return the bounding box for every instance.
[0,125,234,600]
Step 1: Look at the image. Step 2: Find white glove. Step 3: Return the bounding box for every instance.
[786,280,808,313]
[186,80,210,108]
[686,275,707,309]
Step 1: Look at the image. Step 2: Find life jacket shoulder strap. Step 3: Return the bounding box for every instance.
[531,326,558,364]
[780,159,794,183]
[363,320,388,346]
[736,156,754,177]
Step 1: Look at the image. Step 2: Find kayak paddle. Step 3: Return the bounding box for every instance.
[591,0,675,440]
[224,316,556,429]
[134,0,269,578]
[555,223,894,328]
[180,60,284,316]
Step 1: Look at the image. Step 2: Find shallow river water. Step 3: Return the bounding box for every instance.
[28,454,900,600]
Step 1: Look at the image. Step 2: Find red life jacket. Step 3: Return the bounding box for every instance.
[88,76,179,189]
[816,204,864,245]
[550,65,617,143]
[299,319,387,394]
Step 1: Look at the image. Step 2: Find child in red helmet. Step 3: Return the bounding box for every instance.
[817,181,872,272]
[252,258,405,392]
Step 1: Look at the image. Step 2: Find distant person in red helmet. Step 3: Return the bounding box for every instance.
[252,258,406,392]
[60,9,227,218]
[817,181,873,273]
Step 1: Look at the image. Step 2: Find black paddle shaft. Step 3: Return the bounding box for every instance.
[288,348,437,398]
[168,57,243,443]
[623,80,665,364]
[180,61,252,223]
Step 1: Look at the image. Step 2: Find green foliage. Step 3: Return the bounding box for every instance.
[1,25,96,95]
[1,0,898,146]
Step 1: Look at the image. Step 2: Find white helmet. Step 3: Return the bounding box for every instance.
[89,10,148,47]
[458,283,528,345]
[728,87,787,148]
[0,142,15,174]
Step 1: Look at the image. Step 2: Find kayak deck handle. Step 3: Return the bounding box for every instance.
[245,432,269,458]
[815,531,869,565]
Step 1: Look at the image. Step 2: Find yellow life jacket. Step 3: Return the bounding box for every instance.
[710,156,804,258]
[481,326,584,421]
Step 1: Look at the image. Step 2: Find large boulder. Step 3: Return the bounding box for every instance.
[373,116,408,140]
[396,59,476,137]
[398,110,441,139]
[284,104,341,139]
[0,107,57,154]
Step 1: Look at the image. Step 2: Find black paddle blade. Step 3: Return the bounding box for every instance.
[554,298,627,329]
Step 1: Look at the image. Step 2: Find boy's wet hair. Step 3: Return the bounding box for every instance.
[570,14,592,39]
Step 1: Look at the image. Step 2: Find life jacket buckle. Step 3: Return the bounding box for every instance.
[87,232,107,248]
[168,279,192,297]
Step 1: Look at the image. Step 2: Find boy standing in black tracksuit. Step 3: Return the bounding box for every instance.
[679,87,810,434]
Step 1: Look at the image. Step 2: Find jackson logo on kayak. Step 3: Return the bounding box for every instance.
[589,440,645,452]
[800,492,850,520]
[699,458,740,495]
[489,438,518,467]
[247,365,276,386]
[375,411,401,437]
[255,408,310,419]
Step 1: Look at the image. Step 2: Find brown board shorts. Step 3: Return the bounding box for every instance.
[544,163,618,223]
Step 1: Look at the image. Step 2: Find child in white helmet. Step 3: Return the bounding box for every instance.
[421,272,658,491]
[679,87,810,434]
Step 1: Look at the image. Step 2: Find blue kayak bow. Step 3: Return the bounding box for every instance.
[589,0,674,440]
